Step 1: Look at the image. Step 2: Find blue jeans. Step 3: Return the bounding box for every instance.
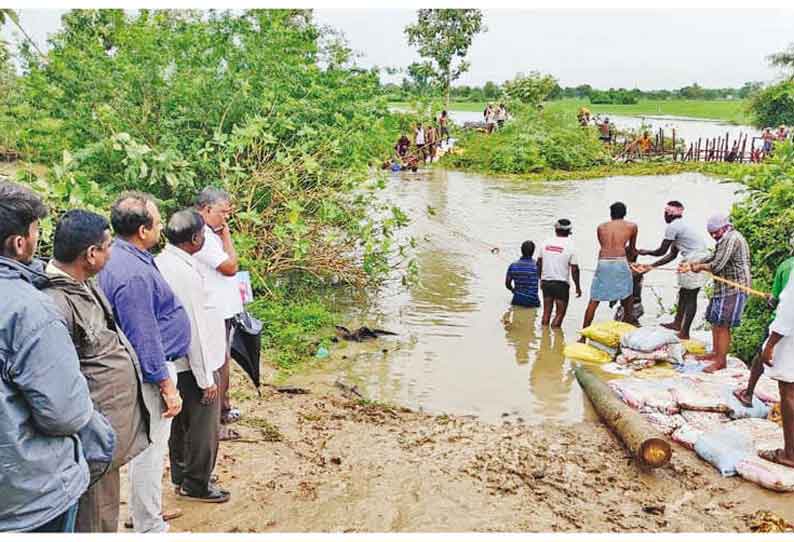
[30,503,78,533]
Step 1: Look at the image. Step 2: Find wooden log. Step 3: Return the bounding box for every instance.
[574,365,672,469]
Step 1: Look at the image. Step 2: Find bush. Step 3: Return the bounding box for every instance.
[444,107,609,175]
[4,9,418,372]
[748,81,794,128]
[730,140,794,360]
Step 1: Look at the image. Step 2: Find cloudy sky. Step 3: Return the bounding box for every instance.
[3,8,793,89]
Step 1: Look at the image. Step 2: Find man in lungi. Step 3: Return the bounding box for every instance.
[580,201,638,339]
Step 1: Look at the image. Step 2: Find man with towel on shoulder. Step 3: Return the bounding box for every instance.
[580,202,638,340]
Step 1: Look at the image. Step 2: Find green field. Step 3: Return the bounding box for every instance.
[546,98,751,125]
[390,98,751,124]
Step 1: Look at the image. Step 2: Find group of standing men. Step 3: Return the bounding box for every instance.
[0,181,246,533]
[505,199,794,470]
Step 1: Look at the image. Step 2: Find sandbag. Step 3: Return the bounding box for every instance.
[724,386,770,420]
[680,409,731,430]
[621,344,684,365]
[620,346,677,362]
[681,339,707,355]
[620,326,679,353]
[755,377,782,404]
[671,380,731,413]
[736,456,794,492]
[609,378,678,414]
[694,428,755,476]
[726,418,783,453]
[589,341,618,358]
[640,409,686,436]
[564,343,612,364]
[614,355,656,370]
[671,424,703,450]
[580,321,637,349]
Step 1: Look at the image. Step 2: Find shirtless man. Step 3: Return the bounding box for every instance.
[580,202,638,338]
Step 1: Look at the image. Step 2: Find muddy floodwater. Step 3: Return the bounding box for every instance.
[292,170,742,424]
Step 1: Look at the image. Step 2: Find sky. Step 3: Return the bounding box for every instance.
[3,8,793,89]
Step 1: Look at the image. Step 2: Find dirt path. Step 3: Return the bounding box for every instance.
[118,369,794,533]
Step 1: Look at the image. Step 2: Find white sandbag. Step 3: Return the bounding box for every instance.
[755,377,782,404]
[727,356,749,370]
[694,428,755,477]
[724,386,770,420]
[736,455,794,492]
[620,326,680,353]
[609,378,678,414]
[671,380,731,413]
[620,345,683,363]
[671,424,702,450]
[726,418,784,453]
[640,409,686,436]
[680,410,730,430]
[614,355,655,370]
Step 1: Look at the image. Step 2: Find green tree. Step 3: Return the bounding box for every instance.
[502,72,558,106]
[748,81,794,127]
[768,43,794,80]
[404,9,485,108]
[482,80,499,100]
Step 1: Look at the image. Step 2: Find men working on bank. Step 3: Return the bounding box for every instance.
[636,201,709,339]
[505,241,540,308]
[581,202,638,336]
[679,213,751,373]
[537,219,581,327]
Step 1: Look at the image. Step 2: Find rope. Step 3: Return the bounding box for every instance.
[643,266,768,298]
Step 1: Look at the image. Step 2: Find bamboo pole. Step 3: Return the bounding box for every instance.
[574,366,672,469]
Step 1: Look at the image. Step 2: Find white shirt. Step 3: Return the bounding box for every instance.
[663,219,708,260]
[156,244,225,388]
[415,128,425,145]
[539,236,578,282]
[767,277,794,383]
[193,225,244,320]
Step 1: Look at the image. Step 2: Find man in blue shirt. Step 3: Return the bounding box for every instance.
[505,241,541,308]
[99,192,190,533]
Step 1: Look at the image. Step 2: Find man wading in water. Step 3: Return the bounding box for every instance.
[580,202,638,340]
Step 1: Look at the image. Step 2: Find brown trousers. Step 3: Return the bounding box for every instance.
[75,467,120,532]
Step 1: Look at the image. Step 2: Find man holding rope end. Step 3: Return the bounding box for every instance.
[635,201,709,340]
[678,213,752,373]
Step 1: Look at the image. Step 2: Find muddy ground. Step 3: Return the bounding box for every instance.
[118,368,793,533]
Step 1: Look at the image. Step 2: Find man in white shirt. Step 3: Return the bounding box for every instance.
[537,219,582,328]
[193,187,244,441]
[758,275,794,468]
[156,210,230,503]
[636,201,710,339]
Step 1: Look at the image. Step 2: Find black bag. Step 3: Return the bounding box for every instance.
[230,311,263,391]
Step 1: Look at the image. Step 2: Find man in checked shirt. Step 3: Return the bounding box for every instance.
[680,213,752,373]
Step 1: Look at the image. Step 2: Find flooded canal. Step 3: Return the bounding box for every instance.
[292,169,743,425]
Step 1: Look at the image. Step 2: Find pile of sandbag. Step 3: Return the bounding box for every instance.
[605,362,794,491]
[564,321,637,364]
[616,326,685,368]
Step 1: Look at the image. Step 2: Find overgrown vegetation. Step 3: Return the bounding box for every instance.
[443,106,609,174]
[0,9,417,372]
[730,141,794,361]
[748,81,794,128]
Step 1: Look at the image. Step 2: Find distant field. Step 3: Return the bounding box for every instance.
[389,98,751,124]
[546,99,751,125]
